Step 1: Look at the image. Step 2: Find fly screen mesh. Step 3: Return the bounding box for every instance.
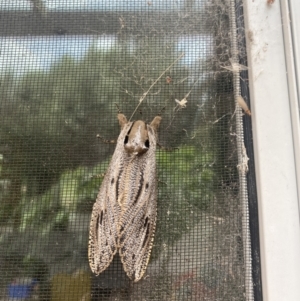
[0,1,259,301]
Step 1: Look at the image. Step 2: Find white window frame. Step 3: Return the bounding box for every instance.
[243,0,300,300]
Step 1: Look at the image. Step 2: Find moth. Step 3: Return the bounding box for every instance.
[88,112,161,282]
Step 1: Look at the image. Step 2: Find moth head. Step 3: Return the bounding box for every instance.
[124,120,150,155]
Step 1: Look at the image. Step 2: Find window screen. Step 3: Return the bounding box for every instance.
[0,1,262,300]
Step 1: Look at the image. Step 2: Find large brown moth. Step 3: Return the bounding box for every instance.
[88,113,161,282]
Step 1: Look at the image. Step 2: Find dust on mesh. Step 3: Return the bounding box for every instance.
[0,0,249,300]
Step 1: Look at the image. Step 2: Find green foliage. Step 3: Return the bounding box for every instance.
[152,146,215,258]
[19,158,110,232]
[157,146,215,211]
[22,256,49,281]
[0,48,124,198]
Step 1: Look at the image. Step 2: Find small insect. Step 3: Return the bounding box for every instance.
[174,98,188,111]
[88,113,161,282]
[237,95,251,116]
[166,76,172,84]
[221,58,248,73]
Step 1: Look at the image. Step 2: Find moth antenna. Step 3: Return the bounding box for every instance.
[129,53,185,121]
[114,103,122,114]
[96,134,116,144]
[157,106,166,116]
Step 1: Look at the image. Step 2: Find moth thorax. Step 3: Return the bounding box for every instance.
[124,120,150,155]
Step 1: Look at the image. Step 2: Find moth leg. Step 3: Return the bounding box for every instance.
[158,179,167,186]
[96,134,116,144]
[114,103,122,113]
[157,106,166,116]
[157,143,179,152]
[90,173,106,179]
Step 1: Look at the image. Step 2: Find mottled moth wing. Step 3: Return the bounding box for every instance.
[89,114,161,282]
[88,117,133,275]
[118,123,159,282]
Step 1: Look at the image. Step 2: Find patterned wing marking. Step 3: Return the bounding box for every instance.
[88,119,133,275]
[119,187,157,281]
[118,128,158,281]
[88,191,118,274]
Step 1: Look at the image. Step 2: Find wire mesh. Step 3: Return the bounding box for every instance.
[0,1,259,300]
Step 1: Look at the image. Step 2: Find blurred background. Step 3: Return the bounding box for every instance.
[0,1,252,300]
